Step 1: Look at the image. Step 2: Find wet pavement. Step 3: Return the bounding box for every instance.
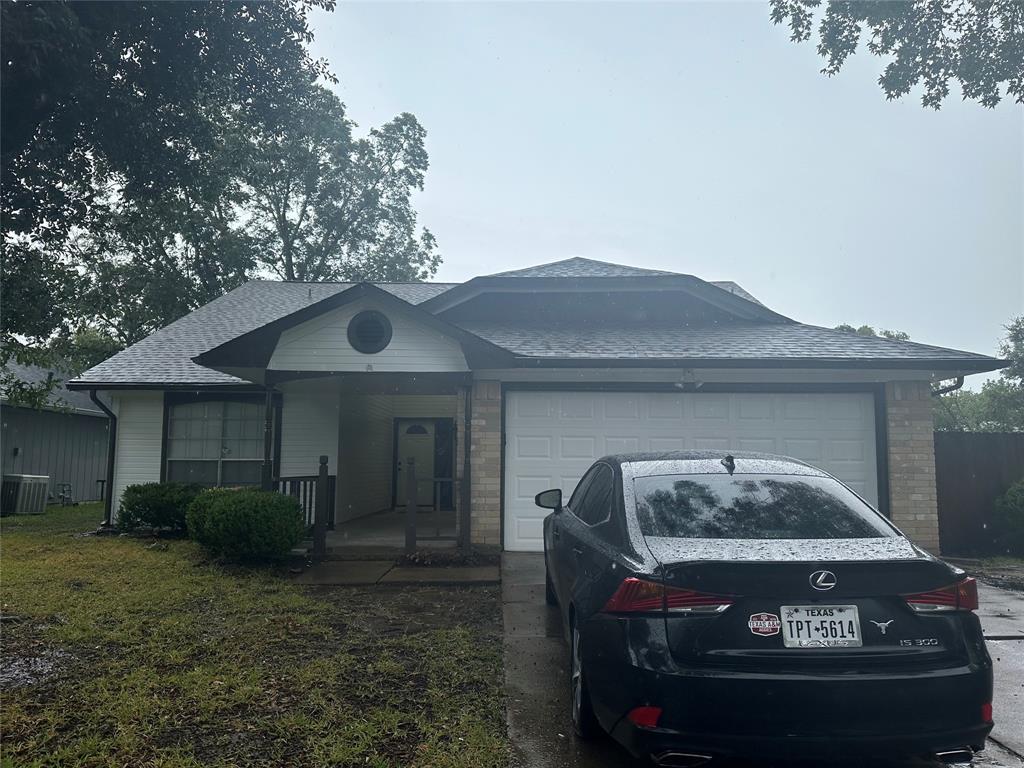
[502,553,1024,768]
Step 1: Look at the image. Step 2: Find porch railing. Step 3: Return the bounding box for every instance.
[274,474,336,530]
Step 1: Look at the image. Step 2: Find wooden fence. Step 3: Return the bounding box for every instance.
[935,432,1024,556]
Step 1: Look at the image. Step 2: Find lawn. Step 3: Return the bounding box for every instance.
[1,504,508,767]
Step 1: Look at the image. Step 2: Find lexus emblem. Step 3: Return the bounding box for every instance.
[809,570,837,591]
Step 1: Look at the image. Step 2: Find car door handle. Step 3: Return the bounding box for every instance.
[552,527,560,539]
[572,546,584,557]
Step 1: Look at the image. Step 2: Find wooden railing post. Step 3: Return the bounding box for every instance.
[313,455,328,559]
[405,456,417,554]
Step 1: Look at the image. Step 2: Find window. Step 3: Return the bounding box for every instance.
[347,310,393,353]
[571,464,615,526]
[633,474,896,540]
[166,400,265,486]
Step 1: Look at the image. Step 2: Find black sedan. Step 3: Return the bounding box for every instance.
[538,451,993,767]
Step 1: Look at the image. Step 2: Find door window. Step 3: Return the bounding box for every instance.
[572,464,615,526]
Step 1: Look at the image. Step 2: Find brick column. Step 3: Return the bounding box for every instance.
[885,380,940,552]
[470,380,502,546]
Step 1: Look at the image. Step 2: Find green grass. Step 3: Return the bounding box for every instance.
[1,504,508,767]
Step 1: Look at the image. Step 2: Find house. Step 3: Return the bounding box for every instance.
[67,257,1004,552]
[2,362,111,505]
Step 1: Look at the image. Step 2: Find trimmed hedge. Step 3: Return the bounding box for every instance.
[186,489,304,560]
[118,482,204,532]
[993,479,1024,556]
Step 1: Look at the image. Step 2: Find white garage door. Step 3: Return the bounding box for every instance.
[503,391,878,551]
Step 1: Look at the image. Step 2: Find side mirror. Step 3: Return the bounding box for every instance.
[534,488,562,511]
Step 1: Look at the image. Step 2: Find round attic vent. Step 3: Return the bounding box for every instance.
[347,310,393,354]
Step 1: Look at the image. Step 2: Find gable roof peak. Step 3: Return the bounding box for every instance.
[487,256,681,279]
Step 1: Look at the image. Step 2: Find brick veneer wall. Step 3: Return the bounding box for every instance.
[885,380,940,552]
[470,380,502,546]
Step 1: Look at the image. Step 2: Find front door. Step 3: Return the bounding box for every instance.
[396,419,436,507]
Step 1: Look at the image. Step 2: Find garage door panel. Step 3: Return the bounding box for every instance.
[514,436,551,459]
[504,391,878,551]
[560,436,597,459]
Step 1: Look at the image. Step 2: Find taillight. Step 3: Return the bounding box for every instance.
[626,706,663,729]
[982,702,993,723]
[904,577,978,612]
[603,577,733,614]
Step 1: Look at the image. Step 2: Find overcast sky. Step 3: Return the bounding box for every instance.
[309,1,1022,388]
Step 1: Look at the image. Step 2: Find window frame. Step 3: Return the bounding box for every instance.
[161,392,280,486]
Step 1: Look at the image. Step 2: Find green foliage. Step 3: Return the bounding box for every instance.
[118,482,204,532]
[2,0,333,243]
[993,480,1024,555]
[934,316,1024,432]
[770,0,1024,109]
[834,324,910,341]
[187,489,305,560]
[3,4,440,381]
[245,86,440,282]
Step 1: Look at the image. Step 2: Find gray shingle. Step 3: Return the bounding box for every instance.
[487,257,678,279]
[453,321,999,364]
[71,281,457,386]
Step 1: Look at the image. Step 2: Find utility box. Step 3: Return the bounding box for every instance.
[1,474,49,515]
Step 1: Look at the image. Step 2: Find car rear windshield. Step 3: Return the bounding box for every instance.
[632,473,896,539]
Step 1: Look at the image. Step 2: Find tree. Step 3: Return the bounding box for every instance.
[2,0,333,243]
[934,317,1024,432]
[1,0,330,405]
[833,323,910,341]
[243,86,440,282]
[770,0,1024,108]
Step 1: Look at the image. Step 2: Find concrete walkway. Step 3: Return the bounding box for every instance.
[292,560,499,586]
[502,553,1023,768]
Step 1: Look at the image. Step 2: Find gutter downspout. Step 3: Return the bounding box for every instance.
[931,376,965,397]
[89,390,118,534]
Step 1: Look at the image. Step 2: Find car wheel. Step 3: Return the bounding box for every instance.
[570,619,600,739]
[545,566,558,606]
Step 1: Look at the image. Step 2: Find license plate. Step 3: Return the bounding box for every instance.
[780,605,862,648]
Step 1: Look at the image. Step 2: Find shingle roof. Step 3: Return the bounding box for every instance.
[71,281,457,387]
[454,321,1000,365]
[487,257,677,279]
[68,263,1004,387]
[2,361,107,414]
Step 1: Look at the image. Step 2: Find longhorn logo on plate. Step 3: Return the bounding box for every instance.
[809,570,837,591]
[748,612,782,637]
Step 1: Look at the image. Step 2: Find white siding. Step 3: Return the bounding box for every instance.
[268,298,468,373]
[110,392,164,518]
[278,380,340,476]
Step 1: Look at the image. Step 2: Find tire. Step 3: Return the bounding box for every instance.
[545,566,558,607]
[569,618,601,739]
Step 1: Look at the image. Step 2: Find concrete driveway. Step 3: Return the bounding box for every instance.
[502,553,1023,768]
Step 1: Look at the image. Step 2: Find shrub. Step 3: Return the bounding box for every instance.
[118,482,204,532]
[186,489,304,560]
[993,479,1024,556]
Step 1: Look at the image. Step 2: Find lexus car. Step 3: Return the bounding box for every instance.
[538,451,993,767]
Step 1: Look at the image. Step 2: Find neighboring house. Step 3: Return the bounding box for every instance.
[68,257,1004,552]
[2,362,110,503]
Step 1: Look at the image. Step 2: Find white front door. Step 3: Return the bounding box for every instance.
[503,391,879,551]
[396,419,436,507]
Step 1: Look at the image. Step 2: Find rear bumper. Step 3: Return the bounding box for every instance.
[610,720,993,761]
[584,617,993,760]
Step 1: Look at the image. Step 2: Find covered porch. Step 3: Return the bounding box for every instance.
[269,372,472,553]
